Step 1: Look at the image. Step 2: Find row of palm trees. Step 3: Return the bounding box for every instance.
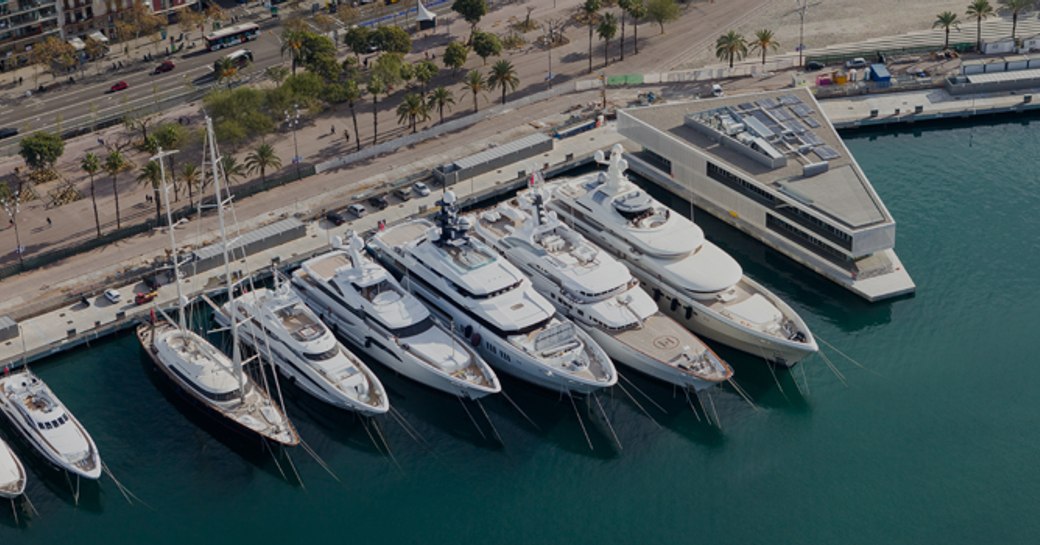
[76,142,283,237]
[936,0,1032,52]
[392,59,520,135]
[714,29,780,68]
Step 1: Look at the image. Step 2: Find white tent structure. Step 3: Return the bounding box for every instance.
[417,0,436,30]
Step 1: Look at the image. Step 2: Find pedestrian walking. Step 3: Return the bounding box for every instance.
[46,217,51,227]
[330,125,335,135]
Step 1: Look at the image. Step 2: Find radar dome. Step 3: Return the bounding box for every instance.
[442,190,457,205]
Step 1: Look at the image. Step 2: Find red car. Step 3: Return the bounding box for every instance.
[109,81,129,92]
[151,60,174,73]
[134,291,158,305]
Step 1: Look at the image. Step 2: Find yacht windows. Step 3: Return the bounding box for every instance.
[303,346,340,361]
[386,316,435,338]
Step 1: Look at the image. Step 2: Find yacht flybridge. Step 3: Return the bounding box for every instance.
[368,191,617,395]
[216,281,390,416]
[0,369,100,480]
[548,144,817,367]
[292,233,500,400]
[471,185,732,391]
[0,437,25,499]
[136,123,299,447]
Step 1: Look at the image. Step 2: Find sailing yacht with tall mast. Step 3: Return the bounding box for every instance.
[0,437,25,499]
[136,122,299,447]
[0,368,100,480]
[470,184,733,391]
[368,191,617,395]
[292,232,500,400]
[547,144,817,367]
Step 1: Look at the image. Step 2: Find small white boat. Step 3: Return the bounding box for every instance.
[0,437,26,499]
[0,370,101,480]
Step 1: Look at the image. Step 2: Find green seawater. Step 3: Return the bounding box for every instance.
[3,117,1040,544]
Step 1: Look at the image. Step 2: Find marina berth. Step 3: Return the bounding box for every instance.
[0,369,100,480]
[0,437,25,498]
[470,184,732,391]
[548,145,817,367]
[367,191,617,395]
[216,283,390,416]
[292,232,500,400]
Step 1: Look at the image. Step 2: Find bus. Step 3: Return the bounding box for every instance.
[203,23,260,52]
[214,49,254,72]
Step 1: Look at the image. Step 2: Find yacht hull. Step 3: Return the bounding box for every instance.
[584,327,718,391]
[0,438,26,498]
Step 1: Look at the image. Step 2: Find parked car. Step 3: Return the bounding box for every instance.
[805,61,825,72]
[154,60,175,74]
[0,127,17,140]
[845,57,868,69]
[325,210,348,225]
[367,194,389,210]
[711,83,724,97]
[393,187,413,201]
[413,182,431,197]
[109,81,129,93]
[135,291,158,305]
[348,203,367,217]
[104,289,121,304]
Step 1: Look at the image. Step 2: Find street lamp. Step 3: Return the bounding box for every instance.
[796,0,809,69]
[284,103,301,180]
[1,189,24,269]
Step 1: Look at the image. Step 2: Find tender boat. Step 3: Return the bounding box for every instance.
[547,144,817,367]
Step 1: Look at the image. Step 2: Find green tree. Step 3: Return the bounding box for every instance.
[344,25,373,60]
[966,0,995,52]
[81,152,103,237]
[137,160,164,225]
[624,0,647,54]
[427,86,456,124]
[220,155,245,187]
[414,60,438,96]
[180,163,201,210]
[367,75,386,146]
[749,29,779,65]
[444,41,470,75]
[343,79,363,152]
[214,57,238,88]
[281,29,305,75]
[597,12,618,66]
[464,69,487,113]
[104,151,128,230]
[646,0,679,34]
[245,143,282,183]
[452,0,488,41]
[471,31,502,65]
[19,131,65,173]
[715,30,748,68]
[1001,0,1032,42]
[154,124,186,201]
[372,53,405,89]
[933,11,961,50]
[84,37,107,76]
[488,60,519,105]
[578,0,601,73]
[373,26,412,55]
[300,32,340,80]
[396,93,429,133]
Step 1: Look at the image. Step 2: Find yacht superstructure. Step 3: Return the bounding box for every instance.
[0,369,100,480]
[216,282,390,416]
[471,186,732,390]
[548,144,817,367]
[0,437,25,498]
[368,191,617,395]
[292,233,500,400]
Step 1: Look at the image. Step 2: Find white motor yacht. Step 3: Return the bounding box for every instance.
[0,437,25,498]
[292,233,500,400]
[471,186,733,391]
[216,281,390,416]
[548,144,817,367]
[0,369,100,480]
[368,191,617,395]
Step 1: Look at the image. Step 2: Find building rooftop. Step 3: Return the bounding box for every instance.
[621,88,890,230]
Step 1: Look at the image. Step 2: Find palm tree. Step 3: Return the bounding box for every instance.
[1001,0,1032,43]
[220,155,245,187]
[618,0,631,60]
[933,11,961,50]
[580,0,601,74]
[396,93,429,133]
[749,29,780,65]
[427,86,456,124]
[137,160,163,225]
[715,30,748,68]
[343,79,363,152]
[80,152,102,237]
[154,124,183,201]
[414,60,438,97]
[180,163,201,210]
[966,0,995,52]
[245,143,282,183]
[464,69,487,113]
[597,12,619,66]
[624,0,646,55]
[488,60,520,105]
[214,57,238,88]
[103,151,127,230]
[367,75,386,146]
[281,29,304,75]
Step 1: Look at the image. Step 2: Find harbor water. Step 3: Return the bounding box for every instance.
[2,117,1039,544]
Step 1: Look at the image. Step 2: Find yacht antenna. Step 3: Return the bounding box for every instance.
[151,147,185,331]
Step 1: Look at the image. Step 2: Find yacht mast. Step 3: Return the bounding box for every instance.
[205,116,245,396]
[152,148,186,331]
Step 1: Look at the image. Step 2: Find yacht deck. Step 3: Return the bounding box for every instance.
[609,315,729,382]
[307,252,353,281]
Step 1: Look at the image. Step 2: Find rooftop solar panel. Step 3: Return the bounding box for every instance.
[780,94,802,105]
[814,145,841,160]
[801,131,823,145]
[803,116,821,128]
[792,103,815,117]
[787,118,808,133]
